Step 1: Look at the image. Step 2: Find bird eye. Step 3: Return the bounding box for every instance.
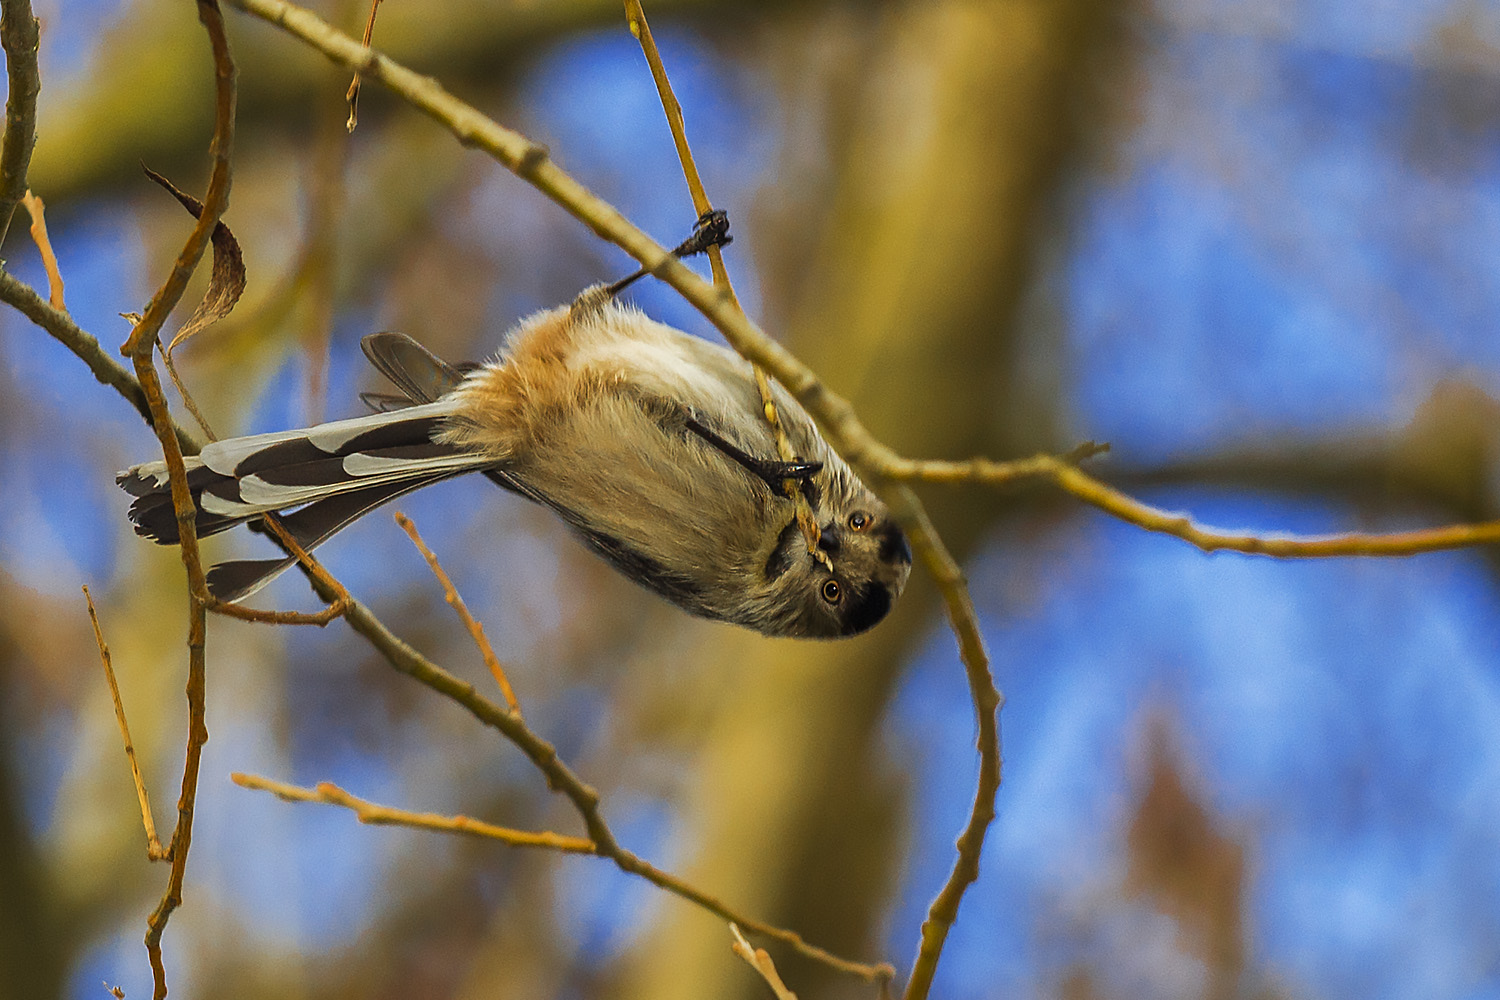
[821,579,842,604]
[848,511,871,532]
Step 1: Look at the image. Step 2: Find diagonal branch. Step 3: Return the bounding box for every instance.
[84,585,167,861]
[394,511,522,715]
[19,190,63,308]
[881,484,1000,1000]
[233,773,595,852]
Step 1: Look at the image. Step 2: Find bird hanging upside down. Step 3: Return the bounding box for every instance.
[119,217,911,638]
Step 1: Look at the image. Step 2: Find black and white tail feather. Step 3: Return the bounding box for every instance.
[118,333,488,603]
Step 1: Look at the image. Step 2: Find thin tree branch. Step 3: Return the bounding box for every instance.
[891,453,1500,557]
[622,0,729,293]
[0,0,38,249]
[142,590,206,1000]
[128,5,235,997]
[20,190,62,308]
[84,585,167,861]
[159,334,216,440]
[344,0,382,131]
[394,511,522,715]
[232,773,594,852]
[886,484,997,1000]
[206,594,348,625]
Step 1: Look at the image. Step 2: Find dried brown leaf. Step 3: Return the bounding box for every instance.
[142,164,246,352]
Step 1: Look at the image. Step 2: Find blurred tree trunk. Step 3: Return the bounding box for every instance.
[617,1,1134,998]
[0,633,67,1000]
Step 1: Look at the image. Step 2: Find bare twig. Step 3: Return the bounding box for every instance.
[0,0,38,249]
[394,511,522,715]
[158,334,216,440]
[142,594,206,1000]
[207,594,348,625]
[889,452,1500,557]
[1050,462,1500,556]
[344,0,382,131]
[622,1,729,293]
[731,923,800,1000]
[84,585,167,861]
[202,512,353,626]
[232,773,594,852]
[20,189,62,308]
[885,484,998,1000]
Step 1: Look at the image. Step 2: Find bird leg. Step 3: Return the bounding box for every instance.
[605,209,733,297]
[682,412,822,494]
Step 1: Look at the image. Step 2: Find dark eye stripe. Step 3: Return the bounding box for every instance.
[763,520,801,582]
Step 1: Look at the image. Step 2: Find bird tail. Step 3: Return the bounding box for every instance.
[117,398,494,602]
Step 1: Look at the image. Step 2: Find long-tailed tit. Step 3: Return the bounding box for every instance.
[119,220,911,638]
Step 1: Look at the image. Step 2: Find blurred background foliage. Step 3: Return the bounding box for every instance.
[1,0,1498,998]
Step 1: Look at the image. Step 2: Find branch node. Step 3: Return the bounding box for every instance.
[515,142,550,175]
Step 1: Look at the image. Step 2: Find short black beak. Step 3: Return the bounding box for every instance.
[818,524,843,555]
